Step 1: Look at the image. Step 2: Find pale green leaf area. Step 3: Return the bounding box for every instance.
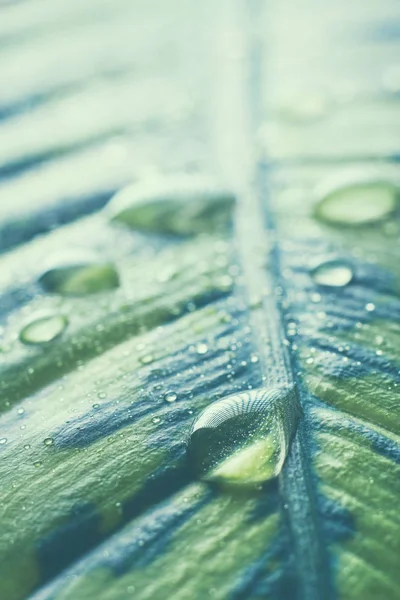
[1,1,400,600]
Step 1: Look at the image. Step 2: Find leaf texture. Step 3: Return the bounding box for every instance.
[0,1,400,600]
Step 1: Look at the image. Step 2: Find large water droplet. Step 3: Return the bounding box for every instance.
[19,313,68,345]
[311,260,353,288]
[314,178,399,226]
[107,175,236,236]
[187,387,299,488]
[39,251,119,296]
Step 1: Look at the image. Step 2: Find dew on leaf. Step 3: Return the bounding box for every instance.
[195,342,208,355]
[314,177,399,226]
[165,392,177,403]
[0,438,7,445]
[311,259,354,287]
[187,387,299,488]
[140,354,155,365]
[39,251,120,296]
[43,438,54,446]
[365,303,376,312]
[19,313,68,345]
[106,175,236,236]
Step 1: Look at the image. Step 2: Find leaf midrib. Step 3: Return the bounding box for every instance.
[211,2,332,599]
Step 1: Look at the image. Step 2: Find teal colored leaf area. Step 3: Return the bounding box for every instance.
[0,1,399,599]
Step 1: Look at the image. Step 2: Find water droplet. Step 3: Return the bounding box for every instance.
[196,342,208,355]
[43,438,54,446]
[17,407,25,415]
[0,437,7,445]
[107,175,236,236]
[19,313,68,345]
[33,460,43,468]
[310,293,322,303]
[92,403,100,409]
[314,178,399,226]
[311,260,353,287]
[24,444,31,450]
[250,354,259,363]
[365,303,376,312]
[152,416,161,424]
[39,251,119,296]
[165,391,177,403]
[140,354,155,365]
[187,387,299,488]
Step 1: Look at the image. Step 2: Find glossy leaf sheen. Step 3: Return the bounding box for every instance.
[0,2,399,600]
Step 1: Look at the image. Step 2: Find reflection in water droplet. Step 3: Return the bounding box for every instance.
[140,354,154,365]
[187,387,299,488]
[314,178,399,226]
[311,260,353,287]
[39,251,119,296]
[107,175,236,236]
[43,438,54,446]
[165,391,177,403]
[195,342,208,355]
[19,314,68,345]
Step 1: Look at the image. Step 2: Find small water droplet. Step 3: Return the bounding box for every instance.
[187,387,299,488]
[24,444,31,450]
[196,342,209,355]
[365,303,376,312]
[19,313,68,345]
[39,251,119,296]
[140,354,155,365]
[33,460,43,468]
[97,392,107,399]
[165,391,178,403]
[310,293,322,303]
[314,177,399,226]
[107,175,236,236]
[250,354,259,363]
[17,407,25,415]
[152,416,161,424]
[92,403,100,409]
[311,260,354,287]
[43,438,54,446]
[0,437,7,445]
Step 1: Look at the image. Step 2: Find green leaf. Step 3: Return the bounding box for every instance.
[0,2,400,600]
